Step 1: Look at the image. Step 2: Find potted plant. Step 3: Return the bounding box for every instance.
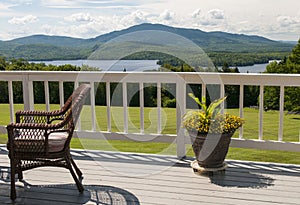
[182,93,245,172]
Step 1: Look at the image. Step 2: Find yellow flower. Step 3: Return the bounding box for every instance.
[182,111,244,134]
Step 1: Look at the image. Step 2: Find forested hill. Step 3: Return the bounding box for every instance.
[6,35,90,47]
[0,23,296,66]
[91,23,294,52]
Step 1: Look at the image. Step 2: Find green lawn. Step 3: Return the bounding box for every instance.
[1,104,299,164]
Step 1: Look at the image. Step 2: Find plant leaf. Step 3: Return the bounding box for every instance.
[207,96,227,118]
[188,93,207,111]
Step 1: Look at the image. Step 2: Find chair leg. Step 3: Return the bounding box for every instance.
[17,161,23,180]
[18,171,23,180]
[70,157,82,178]
[10,160,16,200]
[66,157,84,192]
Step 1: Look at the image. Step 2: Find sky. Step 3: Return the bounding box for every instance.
[0,0,299,41]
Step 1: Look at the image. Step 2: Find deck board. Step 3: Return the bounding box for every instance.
[1,145,300,205]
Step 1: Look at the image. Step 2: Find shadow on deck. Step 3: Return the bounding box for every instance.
[1,145,300,205]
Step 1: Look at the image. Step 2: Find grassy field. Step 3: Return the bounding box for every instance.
[1,104,299,164]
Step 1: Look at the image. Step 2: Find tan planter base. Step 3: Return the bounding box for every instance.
[191,160,228,173]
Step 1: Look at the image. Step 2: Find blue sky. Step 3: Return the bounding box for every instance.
[0,0,299,41]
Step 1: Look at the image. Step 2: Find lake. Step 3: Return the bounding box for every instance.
[236,63,269,73]
[32,59,271,73]
[32,60,160,72]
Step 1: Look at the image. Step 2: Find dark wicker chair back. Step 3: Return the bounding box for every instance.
[7,83,91,200]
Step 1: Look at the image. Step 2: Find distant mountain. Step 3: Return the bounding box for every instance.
[0,23,296,63]
[7,34,89,47]
[280,40,298,45]
[88,23,294,52]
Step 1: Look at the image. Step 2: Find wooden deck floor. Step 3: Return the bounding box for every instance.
[0,144,300,205]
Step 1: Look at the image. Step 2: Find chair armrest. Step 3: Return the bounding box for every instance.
[16,109,63,117]
[6,122,70,154]
[7,122,64,132]
[6,122,67,146]
[15,110,65,124]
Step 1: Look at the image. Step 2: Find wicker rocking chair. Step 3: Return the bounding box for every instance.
[7,83,91,200]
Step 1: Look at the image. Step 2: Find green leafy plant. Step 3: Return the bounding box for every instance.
[182,94,244,134]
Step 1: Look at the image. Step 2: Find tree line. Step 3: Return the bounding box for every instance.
[263,39,300,112]
[0,57,258,109]
[124,50,289,67]
[1,37,299,111]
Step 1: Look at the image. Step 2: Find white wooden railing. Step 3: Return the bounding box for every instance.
[0,71,300,158]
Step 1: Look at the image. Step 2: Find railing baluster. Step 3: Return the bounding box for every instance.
[90,82,96,131]
[140,83,144,134]
[8,81,14,123]
[44,81,50,111]
[123,82,128,133]
[259,85,264,140]
[74,81,81,131]
[201,83,206,100]
[220,83,225,114]
[59,81,64,108]
[157,83,162,134]
[106,82,111,132]
[279,85,284,141]
[28,81,34,110]
[239,84,244,139]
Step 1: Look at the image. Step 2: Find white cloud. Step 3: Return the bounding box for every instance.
[120,10,150,26]
[159,10,174,21]
[41,0,140,9]
[189,8,226,27]
[0,0,32,9]
[65,13,94,22]
[277,15,299,27]
[41,0,79,8]
[18,0,33,6]
[0,2,18,11]
[191,9,201,19]
[0,3,10,10]
[233,21,260,34]
[41,15,121,38]
[0,0,299,41]
[8,15,38,25]
[208,9,225,20]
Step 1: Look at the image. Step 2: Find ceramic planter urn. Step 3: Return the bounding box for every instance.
[189,131,234,169]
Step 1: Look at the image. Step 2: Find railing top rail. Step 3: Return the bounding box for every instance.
[1,71,300,86]
[2,70,300,76]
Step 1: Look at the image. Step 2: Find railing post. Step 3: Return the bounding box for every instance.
[176,76,186,159]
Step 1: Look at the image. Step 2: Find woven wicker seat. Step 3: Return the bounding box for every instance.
[7,84,91,200]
